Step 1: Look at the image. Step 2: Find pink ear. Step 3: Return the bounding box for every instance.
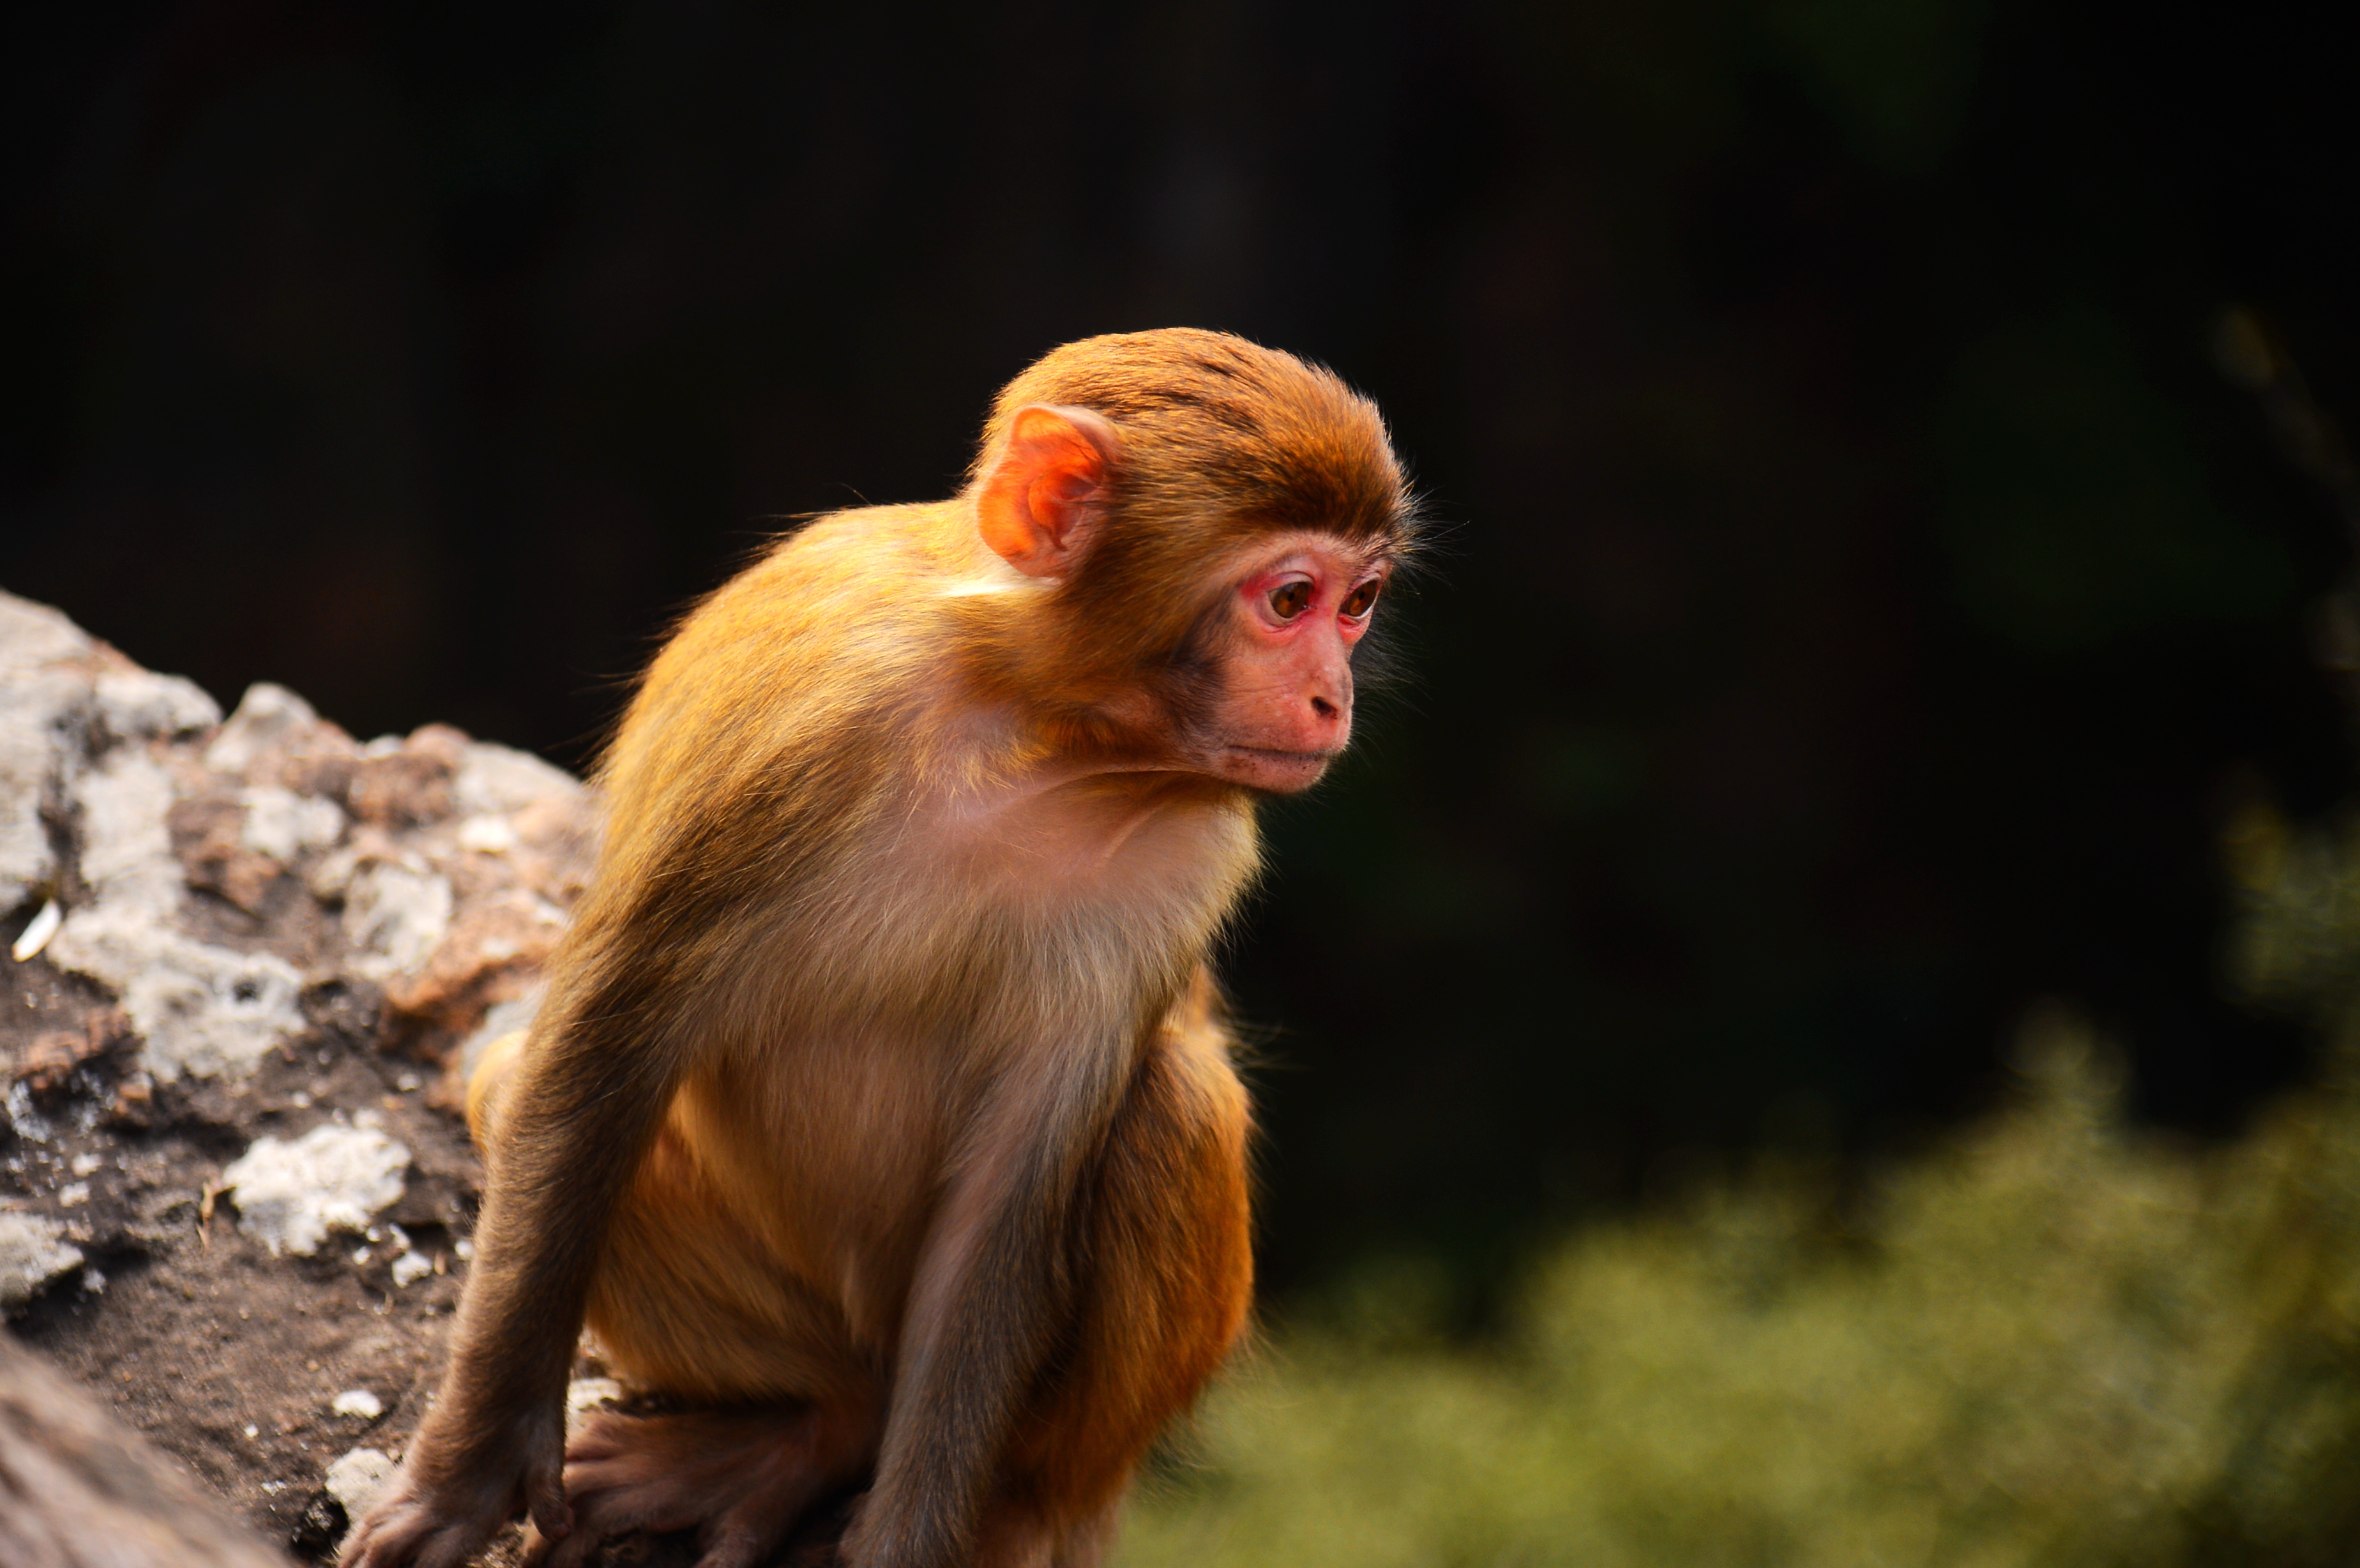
[976,404,1120,577]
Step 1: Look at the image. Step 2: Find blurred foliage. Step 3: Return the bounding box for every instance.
[1119,813,2360,1565]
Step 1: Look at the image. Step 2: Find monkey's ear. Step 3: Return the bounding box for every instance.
[976,404,1121,577]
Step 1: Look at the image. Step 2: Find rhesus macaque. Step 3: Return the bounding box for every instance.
[344,329,1416,1568]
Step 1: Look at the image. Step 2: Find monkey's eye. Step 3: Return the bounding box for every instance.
[1266,581,1314,621]
[1339,579,1382,619]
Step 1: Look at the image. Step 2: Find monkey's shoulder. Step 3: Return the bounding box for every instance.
[624,515,953,739]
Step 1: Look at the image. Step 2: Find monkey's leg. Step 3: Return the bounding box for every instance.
[543,1135,883,1568]
[981,988,1255,1567]
[475,1038,882,1567]
[524,1182,883,1568]
[520,1399,877,1568]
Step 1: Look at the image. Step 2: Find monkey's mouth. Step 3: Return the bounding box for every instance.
[1216,745,1338,794]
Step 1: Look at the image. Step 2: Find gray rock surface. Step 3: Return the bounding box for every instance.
[0,597,94,912]
[220,1117,412,1258]
[323,1444,395,1516]
[0,584,603,1558]
[0,1212,83,1314]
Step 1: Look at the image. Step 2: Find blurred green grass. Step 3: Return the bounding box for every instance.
[1123,801,2360,1567]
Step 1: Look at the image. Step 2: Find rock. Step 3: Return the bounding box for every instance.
[46,743,312,1081]
[219,1119,411,1258]
[166,783,345,914]
[344,730,461,828]
[49,900,307,1082]
[0,591,116,914]
[455,813,518,854]
[0,587,611,1551]
[169,793,283,914]
[95,668,222,742]
[343,862,455,981]
[298,1443,397,1557]
[0,666,89,915]
[0,1331,288,1567]
[384,887,566,1033]
[567,1377,624,1412]
[238,785,345,863]
[0,1212,84,1315]
[0,592,95,674]
[13,1011,126,1097]
[455,741,583,815]
[203,684,321,777]
[329,1389,383,1420]
[75,749,177,900]
[322,1444,395,1516]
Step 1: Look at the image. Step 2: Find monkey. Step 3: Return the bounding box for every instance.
[342,328,1416,1568]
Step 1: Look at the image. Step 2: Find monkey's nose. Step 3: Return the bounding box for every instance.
[1310,695,1339,720]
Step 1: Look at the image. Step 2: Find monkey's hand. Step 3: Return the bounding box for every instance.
[340,1402,571,1568]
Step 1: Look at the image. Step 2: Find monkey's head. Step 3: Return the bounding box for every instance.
[967,329,1416,794]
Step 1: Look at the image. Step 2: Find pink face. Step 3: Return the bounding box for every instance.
[1201,534,1391,793]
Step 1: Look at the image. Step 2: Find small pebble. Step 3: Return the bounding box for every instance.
[456,815,519,854]
[331,1389,384,1420]
[567,1377,624,1412]
[10,900,61,963]
[324,1447,395,1516]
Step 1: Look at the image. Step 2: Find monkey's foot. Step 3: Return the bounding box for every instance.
[520,1404,871,1568]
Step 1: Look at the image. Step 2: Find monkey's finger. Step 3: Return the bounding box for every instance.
[692,1526,778,1568]
[411,1528,485,1568]
[342,1516,462,1568]
[336,1516,378,1564]
[692,1540,764,1568]
[692,1494,802,1568]
[338,1509,418,1567]
[536,1521,614,1568]
[517,1521,555,1568]
[525,1458,576,1548]
[517,1520,566,1568]
[526,1494,641,1568]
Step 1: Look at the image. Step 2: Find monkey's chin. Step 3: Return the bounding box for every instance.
[1213,746,1337,794]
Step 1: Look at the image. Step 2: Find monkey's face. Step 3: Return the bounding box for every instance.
[1195,532,1390,794]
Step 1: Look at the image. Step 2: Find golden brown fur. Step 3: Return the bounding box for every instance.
[344,328,1413,1568]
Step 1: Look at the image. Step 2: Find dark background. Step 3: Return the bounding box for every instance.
[6,0,2356,1302]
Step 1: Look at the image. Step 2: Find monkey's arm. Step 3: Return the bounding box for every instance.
[844,1027,1139,1568]
[343,924,689,1568]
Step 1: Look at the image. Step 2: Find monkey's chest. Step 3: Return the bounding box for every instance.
[611,788,1256,1353]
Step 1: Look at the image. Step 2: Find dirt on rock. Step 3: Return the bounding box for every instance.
[0,587,679,1562]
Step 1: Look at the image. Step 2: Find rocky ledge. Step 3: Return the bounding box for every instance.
[0,586,603,1558]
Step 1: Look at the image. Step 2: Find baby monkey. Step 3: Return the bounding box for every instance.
[345,328,1415,1568]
